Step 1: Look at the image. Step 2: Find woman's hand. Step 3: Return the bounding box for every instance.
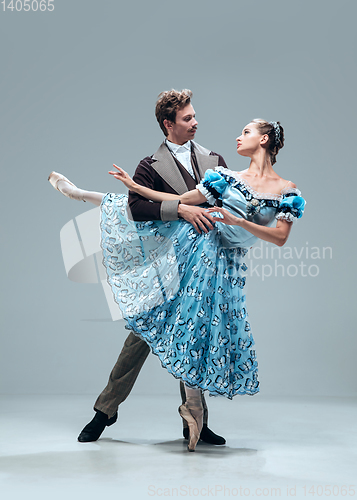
[206,206,243,226]
[109,164,136,190]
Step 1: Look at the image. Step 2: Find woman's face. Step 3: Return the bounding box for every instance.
[236,122,264,157]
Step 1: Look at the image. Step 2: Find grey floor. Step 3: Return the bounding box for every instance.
[0,395,356,499]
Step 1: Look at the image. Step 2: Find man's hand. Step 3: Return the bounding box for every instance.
[178,204,215,234]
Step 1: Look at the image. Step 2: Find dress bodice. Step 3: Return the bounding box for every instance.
[197,167,306,248]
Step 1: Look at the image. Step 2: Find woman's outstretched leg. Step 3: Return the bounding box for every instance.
[48,172,104,206]
[179,385,203,452]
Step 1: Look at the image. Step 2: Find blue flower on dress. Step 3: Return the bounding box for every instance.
[278,195,306,219]
[246,198,262,218]
[202,169,228,195]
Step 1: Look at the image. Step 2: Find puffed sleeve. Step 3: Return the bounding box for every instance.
[276,188,306,222]
[196,168,230,204]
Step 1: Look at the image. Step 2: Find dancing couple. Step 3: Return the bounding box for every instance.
[49,89,305,451]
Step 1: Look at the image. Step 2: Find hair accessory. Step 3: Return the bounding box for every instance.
[270,121,281,145]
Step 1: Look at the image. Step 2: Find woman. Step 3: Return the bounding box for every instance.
[49,119,306,451]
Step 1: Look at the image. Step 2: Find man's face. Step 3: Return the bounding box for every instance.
[165,103,198,145]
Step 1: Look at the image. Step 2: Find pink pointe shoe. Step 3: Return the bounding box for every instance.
[178,403,203,452]
[48,171,85,202]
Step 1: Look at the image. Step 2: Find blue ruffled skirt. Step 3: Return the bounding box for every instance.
[100,193,259,398]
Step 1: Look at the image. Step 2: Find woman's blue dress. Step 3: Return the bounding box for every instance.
[100,167,306,399]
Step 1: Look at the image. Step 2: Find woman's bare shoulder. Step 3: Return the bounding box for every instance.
[281,179,297,190]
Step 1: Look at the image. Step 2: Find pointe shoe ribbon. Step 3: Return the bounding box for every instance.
[178,403,202,452]
[48,171,86,202]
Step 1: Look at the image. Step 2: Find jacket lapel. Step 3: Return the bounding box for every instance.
[151,141,219,195]
[193,149,220,178]
[151,142,188,195]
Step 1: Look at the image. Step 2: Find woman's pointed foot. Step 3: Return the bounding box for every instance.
[48,171,86,202]
[178,403,202,452]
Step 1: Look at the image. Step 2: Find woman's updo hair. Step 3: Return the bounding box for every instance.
[251,119,285,165]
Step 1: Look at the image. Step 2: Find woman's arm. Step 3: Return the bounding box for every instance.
[109,165,207,205]
[207,206,293,246]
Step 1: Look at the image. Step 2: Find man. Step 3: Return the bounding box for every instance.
[78,89,227,445]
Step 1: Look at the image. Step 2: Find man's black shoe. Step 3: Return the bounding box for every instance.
[77,410,118,442]
[183,424,226,445]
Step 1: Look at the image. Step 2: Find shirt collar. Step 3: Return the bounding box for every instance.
[165,139,191,154]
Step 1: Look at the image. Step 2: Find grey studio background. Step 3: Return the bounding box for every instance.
[0,0,356,402]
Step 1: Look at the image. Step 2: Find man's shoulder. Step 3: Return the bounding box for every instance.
[138,154,155,165]
[192,141,211,156]
[137,141,166,166]
[192,141,227,168]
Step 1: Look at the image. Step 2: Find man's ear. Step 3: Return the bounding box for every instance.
[163,119,173,132]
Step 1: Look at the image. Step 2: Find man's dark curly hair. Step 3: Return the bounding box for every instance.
[155,89,193,136]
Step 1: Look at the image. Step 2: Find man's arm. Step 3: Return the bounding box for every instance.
[127,158,165,221]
